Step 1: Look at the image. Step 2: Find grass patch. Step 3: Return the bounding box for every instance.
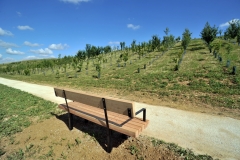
[0,84,57,138]
[150,138,214,160]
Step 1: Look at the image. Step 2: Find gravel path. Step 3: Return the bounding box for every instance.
[0,77,239,160]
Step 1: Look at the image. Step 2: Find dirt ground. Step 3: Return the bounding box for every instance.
[1,77,240,160]
[1,113,184,160]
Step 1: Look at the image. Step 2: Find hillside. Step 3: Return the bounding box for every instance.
[0,38,240,118]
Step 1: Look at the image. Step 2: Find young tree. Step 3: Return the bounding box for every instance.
[181,29,192,50]
[123,42,126,50]
[103,45,111,54]
[225,19,240,40]
[237,29,240,46]
[152,35,160,51]
[85,44,92,58]
[200,22,218,53]
[131,40,136,52]
[164,27,170,36]
[168,35,175,48]
[120,42,126,51]
[76,50,86,60]
[120,42,123,50]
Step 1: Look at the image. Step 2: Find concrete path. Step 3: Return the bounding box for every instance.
[0,77,239,160]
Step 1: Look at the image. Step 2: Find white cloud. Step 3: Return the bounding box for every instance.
[0,54,2,59]
[17,25,34,30]
[6,48,24,55]
[0,28,13,36]
[16,11,22,17]
[219,19,240,28]
[60,0,90,4]
[0,40,18,48]
[24,41,41,47]
[0,57,15,64]
[49,43,69,50]
[30,48,53,55]
[127,24,140,30]
[108,41,120,45]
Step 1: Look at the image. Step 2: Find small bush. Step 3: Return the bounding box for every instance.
[24,69,30,76]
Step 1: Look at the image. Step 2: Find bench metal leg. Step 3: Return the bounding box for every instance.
[107,129,112,153]
[102,98,112,153]
[63,90,73,130]
[68,113,73,130]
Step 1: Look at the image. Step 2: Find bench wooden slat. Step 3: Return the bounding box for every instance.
[63,102,147,132]
[54,88,135,117]
[67,102,148,130]
[58,104,139,137]
[58,103,143,133]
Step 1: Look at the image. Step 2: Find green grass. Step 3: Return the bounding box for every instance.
[150,138,214,160]
[0,84,57,138]
[0,38,240,109]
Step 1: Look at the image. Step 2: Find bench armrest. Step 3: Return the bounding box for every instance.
[135,108,146,122]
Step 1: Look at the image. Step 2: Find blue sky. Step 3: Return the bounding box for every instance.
[0,0,239,64]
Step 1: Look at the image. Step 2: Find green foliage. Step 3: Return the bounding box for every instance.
[190,46,205,51]
[7,148,24,160]
[181,28,192,50]
[103,45,111,54]
[237,30,240,45]
[128,145,138,155]
[56,70,60,78]
[164,27,170,36]
[151,138,213,159]
[75,138,81,145]
[120,42,125,50]
[224,19,240,39]
[122,52,129,62]
[152,35,161,51]
[95,63,101,73]
[131,40,136,52]
[212,40,221,53]
[0,148,6,157]
[77,60,83,72]
[24,69,30,76]
[200,22,218,53]
[76,50,86,60]
[226,43,233,54]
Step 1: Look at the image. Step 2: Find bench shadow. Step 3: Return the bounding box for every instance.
[51,112,129,153]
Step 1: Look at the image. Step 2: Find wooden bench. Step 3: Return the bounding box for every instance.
[54,88,149,152]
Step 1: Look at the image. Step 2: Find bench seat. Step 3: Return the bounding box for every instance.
[59,102,149,137]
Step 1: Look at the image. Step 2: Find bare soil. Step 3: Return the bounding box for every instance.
[1,114,183,160]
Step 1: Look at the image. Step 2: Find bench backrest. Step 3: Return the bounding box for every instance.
[54,88,135,117]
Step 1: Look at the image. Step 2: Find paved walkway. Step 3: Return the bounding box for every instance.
[0,77,239,160]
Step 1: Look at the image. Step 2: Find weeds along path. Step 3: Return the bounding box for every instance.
[0,77,240,160]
